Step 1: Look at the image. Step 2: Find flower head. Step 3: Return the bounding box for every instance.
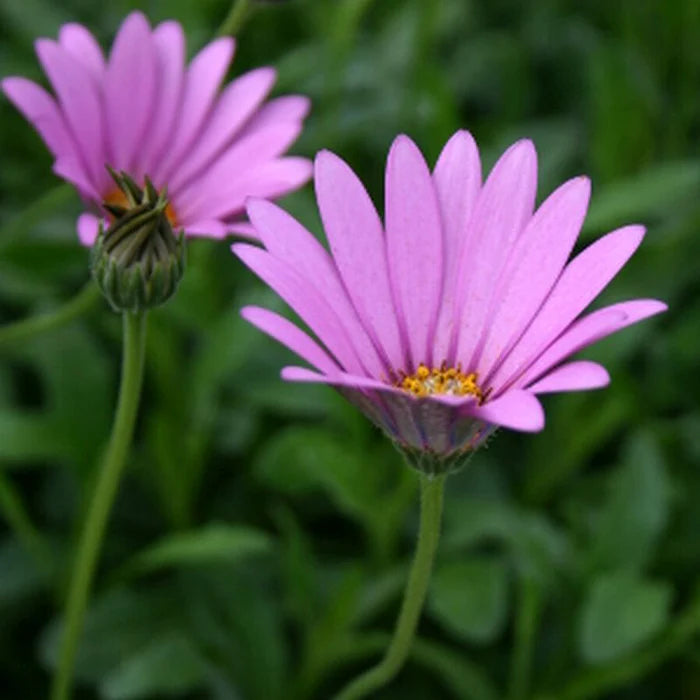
[234,132,666,475]
[2,12,311,244]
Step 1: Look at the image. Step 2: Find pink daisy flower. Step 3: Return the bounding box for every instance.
[1,11,311,244]
[234,132,666,473]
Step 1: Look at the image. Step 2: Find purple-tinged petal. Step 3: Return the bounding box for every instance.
[234,243,367,375]
[527,360,609,394]
[475,176,591,376]
[175,123,303,219]
[53,156,101,200]
[177,156,312,223]
[1,77,73,159]
[385,135,444,369]
[169,67,277,192]
[35,39,106,190]
[137,20,185,176]
[58,23,105,80]
[76,212,102,246]
[240,95,310,135]
[315,150,404,371]
[182,220,229,238]
[488,225,646,392]
[452,140,537,367]
[226,221,259,239]
[156,37,235,183]
[241,306,340,375]
[516,299,666,388]
[105,12,156,175]
[246,199,386,378]
[466,390,545,432]
[432,130,482,364]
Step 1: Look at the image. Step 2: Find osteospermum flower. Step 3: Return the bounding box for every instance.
[1,11,311,244]
[234,132,666,474]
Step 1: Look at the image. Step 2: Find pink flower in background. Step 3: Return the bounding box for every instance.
[235,132,666,472]
[2,11,311,244]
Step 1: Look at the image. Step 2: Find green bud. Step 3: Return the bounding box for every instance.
[90,169,186,313]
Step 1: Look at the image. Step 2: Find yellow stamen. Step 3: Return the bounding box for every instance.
[397,362,484,401]
[105,186,178,227]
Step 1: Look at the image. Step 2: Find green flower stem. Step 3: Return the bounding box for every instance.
[51,311,148,700]
[217,0,253,36]
[333,473,446,700]
[0,282,100,348]
[508,576,541,700]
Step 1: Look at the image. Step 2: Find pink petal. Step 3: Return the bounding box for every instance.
[475,176,591,376]
[58,23,105,80]
[182,220,229,238]
[315,149,404,371]
[137,20,185,178]
[1,77,74,159]
[241,306,340,375]
[467,390,545,432]
[156,37,235,183]
[233,243,367,375]
[432,130,482,364]
[245,199,386,378]
[452,140,538,367]
[385,135,444,369]
[169,67,277,192]
[35,39,106,190]
[238,95,311,136]
[488,225,646,392]
[76,212,102,246]
[517,298,666,387]
[226,221,259,239]
[105,12,156,175]
[175,123,303,220]
[53,156,101,200]
[527,360,609,394]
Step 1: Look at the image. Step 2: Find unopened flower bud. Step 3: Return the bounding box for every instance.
[90,169,186,312]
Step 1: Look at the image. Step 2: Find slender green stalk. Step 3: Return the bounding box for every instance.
[333,473,446,700]
[217,0,253,37]
[0,282,99,348]
[508,576,541,700]
[51,311,148,700]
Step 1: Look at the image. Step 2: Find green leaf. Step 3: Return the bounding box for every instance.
[587,431,671,572]
[582,160,700,237]
[429,557,509,644]
[100,634,207,700]
[121,524,272,578]
[578,571,672,664]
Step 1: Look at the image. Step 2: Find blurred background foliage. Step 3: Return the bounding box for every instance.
[0,0,699,698]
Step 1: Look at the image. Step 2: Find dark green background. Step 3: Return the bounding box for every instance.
[1,0,698,698]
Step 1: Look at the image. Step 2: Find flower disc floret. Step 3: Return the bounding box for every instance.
[398,363,484,401]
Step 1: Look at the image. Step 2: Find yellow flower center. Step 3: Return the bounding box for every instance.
[105,186,178,226]
[397,363,484,400]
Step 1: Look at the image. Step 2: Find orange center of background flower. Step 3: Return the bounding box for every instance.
[104,187,178,226]
[398,363,484,400]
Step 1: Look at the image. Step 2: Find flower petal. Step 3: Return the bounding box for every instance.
[432,130,482,364]
[169,67,277,192]
[1,77,74,159]
[156,37,235,183]
[475,176,591,376]
[137,20,185,178]
[233,243,366,375]
[385,135,444,369]
[245,199,386,377]
[58,23,105,80]
[452,139,537,367]
[240,95,311,134]
[241,306,340,375]
[488,224,646,392]
[53,156,101,200]
[105,11,157,174]
[517,299,666,388]
[315,149,404,371]
[467,390,545,432]
[527,360,609,394]
[76,212,102,246]
[35,39,106,190]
